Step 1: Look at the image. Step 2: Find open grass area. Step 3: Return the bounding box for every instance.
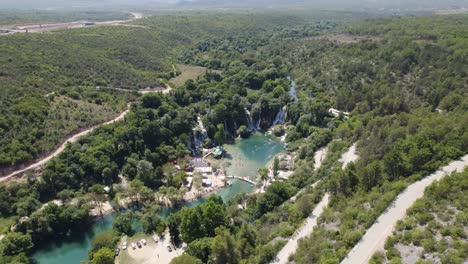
[170,64,209,87]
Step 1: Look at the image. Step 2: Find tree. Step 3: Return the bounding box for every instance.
[211,227,239,264]
[89,184,106,216]
[90,231,116,256]
[141,207,167,235]
[0,232,33,256]
[273,157,280,178]
[168,213,182,245]
[91,247,114,264]
[187,238,213,263]
[383,149,408,180]
[214,124,225,146]
[179,207,205,243]
[237,125,251,138]
[127,179,144,205]
[237,223,256,258]
[141,93,162,109]
[170,254,203,264]
[57,189,75,203]
[258,167,269,186]
[361,161,382,191]
[202,195,226,237]
[137,160,157,187]
[113,211,134,235]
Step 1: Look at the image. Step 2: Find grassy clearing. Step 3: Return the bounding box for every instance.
[170,64,209,87]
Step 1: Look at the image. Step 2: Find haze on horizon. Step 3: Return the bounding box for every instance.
[1,0,467,10]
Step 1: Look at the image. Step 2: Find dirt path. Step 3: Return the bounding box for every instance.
[290,147,327,202]
[0,107,130,183]
[339,143,359,169]
[1,86,173,183]
[313,146,328,171]
[275,193,330,264]
[341,154,468,264]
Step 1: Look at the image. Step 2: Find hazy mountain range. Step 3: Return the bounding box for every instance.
[1,0,467,11]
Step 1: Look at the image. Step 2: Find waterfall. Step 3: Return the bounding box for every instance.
[255,117,261,130]
[287,76,298,103]
[244,108,255,131]
[234,121,238,131]
[193,116,208,149]
[273,106,287,126]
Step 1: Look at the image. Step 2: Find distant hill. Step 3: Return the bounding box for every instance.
[176,0,468,10]
[1,0,467,11]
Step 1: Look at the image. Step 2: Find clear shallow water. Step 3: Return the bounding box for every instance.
[32,134,283,264]
[225,133,284,180]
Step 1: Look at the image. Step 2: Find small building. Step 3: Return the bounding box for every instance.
[194,167,213,174]
[184,177,193,189]
[213,147,225,159]
[202,179,212,187]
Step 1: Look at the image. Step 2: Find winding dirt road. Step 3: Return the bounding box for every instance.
[341,154,468,264]
[275,193,330,264]
[339,143,359,169]
[1,85,172,183]
[0,108,130,183]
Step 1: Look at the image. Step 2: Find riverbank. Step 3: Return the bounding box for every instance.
[31,133,281,264]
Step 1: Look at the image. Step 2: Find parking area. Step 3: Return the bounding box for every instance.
[116,232,184,264]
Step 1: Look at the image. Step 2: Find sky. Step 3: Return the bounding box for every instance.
[0,0,467,10]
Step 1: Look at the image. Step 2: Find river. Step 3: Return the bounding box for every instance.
[32,133,284,264]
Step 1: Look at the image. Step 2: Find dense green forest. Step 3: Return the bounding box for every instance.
[0,10,354,168]
[0,9,466,264]
[284,15,468,263]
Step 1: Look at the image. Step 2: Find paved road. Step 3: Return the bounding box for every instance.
[341,154,468,264]
[0,12,144,35]
[275,193,330,264]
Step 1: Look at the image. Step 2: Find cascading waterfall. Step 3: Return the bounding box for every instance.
[193,116,208,149]
[245,108,256,131]
[255,117,262,130]
[242,77,297,133]
[273,106,287,126]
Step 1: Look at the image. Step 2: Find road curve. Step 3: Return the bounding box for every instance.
[0,108,130,183]
[341,154,468,264]
[275,193,330,264]
[1,86,173,183]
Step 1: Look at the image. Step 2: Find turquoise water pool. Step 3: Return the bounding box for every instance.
[32,133,283,263]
